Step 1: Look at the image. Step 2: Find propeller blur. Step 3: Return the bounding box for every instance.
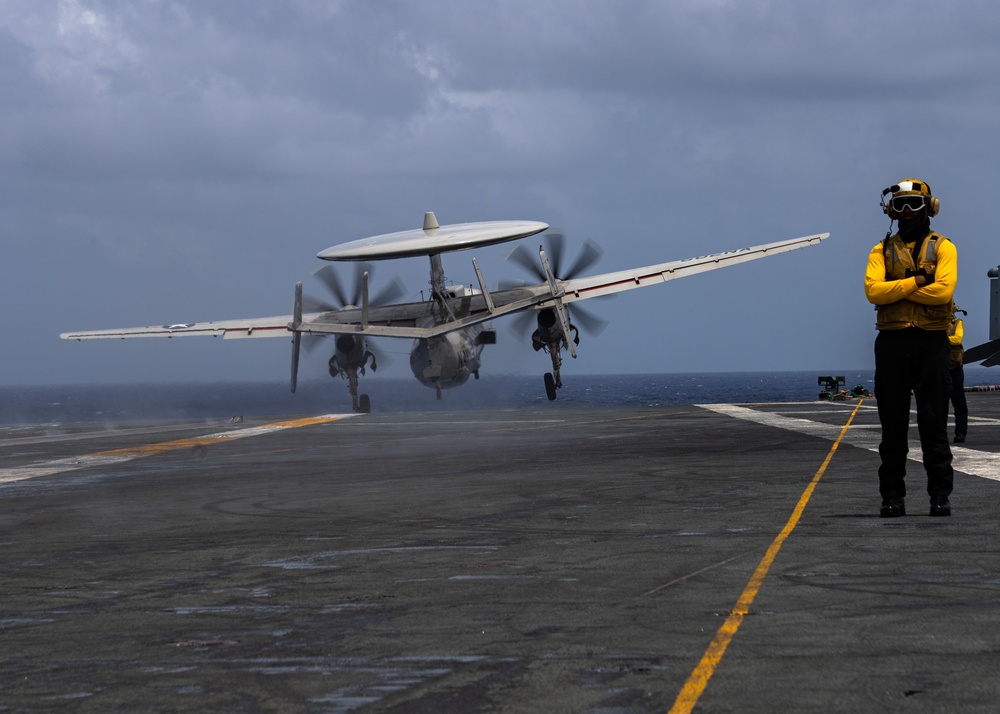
[299,263,404,412]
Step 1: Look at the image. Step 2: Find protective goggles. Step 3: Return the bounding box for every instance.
[889,195,927,213]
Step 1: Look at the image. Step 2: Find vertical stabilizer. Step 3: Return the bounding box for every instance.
[423,212,440,231]
[990,267,1000,340]
[290,282,303,393]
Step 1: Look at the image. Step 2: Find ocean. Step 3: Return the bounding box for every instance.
[2,368,998,425]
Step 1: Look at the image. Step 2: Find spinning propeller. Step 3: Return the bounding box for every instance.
[505,230,609,338]
[507,229,602,283]
[303,261,406,363]
[306,262,406,312]
[291,263,407,412]
[506,230,610,401]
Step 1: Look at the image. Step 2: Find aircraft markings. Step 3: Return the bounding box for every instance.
[698,403,1000,482]
[0,414,356,484]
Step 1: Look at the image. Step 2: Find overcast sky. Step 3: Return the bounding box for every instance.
[4,0,1000,391]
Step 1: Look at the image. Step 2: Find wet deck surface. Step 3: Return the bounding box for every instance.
[2,395,1000,713]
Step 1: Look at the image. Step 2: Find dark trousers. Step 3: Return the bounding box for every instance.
[950,365,968,436]
[874,328,954,499]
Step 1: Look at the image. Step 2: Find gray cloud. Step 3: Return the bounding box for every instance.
[4,0,1000,389]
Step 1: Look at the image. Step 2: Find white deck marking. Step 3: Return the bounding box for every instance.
[0,414,356,484]
[698,403,1000,482]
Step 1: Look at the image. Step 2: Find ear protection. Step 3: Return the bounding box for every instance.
[881,179,941,220]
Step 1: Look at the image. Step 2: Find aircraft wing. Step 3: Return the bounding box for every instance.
[377,231,830,337]
[53,285,568,342]
[60,316,295,341]
[558,233,828,303]
[61,232,827,343]
[59,293,549,342]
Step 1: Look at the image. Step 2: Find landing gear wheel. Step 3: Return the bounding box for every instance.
[358,394,371,413]
[544,372,557,401]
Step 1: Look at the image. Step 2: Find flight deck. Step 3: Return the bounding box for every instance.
[2,396,1000,712]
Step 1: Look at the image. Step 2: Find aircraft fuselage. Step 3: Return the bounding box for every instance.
[409,322,491,392]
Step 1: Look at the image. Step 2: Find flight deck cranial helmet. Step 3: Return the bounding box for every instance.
[881,178,940,220]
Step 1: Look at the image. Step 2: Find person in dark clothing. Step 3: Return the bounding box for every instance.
[949,309,968,443]
[864,178,956,518]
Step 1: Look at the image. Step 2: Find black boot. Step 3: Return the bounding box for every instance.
[930,496,951,517]
[880,498,905,518]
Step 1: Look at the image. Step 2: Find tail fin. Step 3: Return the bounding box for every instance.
[290,282,303,393]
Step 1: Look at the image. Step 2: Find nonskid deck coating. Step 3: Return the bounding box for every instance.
[2,396,999,713]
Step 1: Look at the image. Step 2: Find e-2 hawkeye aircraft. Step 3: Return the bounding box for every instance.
[61,212,828,412]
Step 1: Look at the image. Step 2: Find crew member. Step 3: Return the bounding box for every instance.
[864,178,956,517]
[949,308,968,443]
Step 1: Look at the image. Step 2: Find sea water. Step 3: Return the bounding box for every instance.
[2,368,997,425]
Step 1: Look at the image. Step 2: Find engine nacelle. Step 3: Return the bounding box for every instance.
[329,334,375,377]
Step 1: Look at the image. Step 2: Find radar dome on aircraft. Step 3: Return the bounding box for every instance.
[317,212,550,261]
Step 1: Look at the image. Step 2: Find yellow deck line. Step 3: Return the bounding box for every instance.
[0,414,356,484]
[668,399,865,714]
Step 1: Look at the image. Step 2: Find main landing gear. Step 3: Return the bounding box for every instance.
[544,372,558,401]
[533,312,577,401]
[331,360,373,414]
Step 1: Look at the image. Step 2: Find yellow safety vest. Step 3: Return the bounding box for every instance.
[876,231,954,331]
[949,318,965,368]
